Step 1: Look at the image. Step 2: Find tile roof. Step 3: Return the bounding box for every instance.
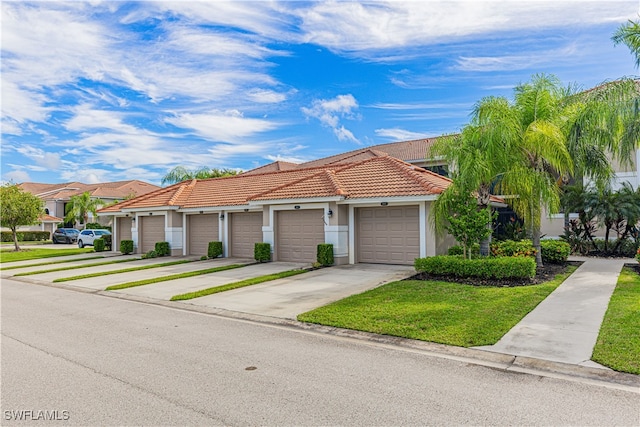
[39,214,63,222]
[100,156,453,213]
[20,180,160,200]
[242,137,444,175]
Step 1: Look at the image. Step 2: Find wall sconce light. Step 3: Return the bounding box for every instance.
[220,214,225,220]
[294,205,301,209]
[125,214,129,217]
[149,212,153,215]
[131,217,136,224]
[327,209,333,217]
[381,202,388,206]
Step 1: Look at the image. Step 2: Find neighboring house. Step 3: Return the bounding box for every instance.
[10,180,160,236]
[99,153,477,265]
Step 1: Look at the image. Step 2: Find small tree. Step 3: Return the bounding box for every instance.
[0,183,44,251]
[64,192,104,227]
[442,189,495,259]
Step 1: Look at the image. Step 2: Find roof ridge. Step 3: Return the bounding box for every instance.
[378,156,452,192]
[100,181,184,211]
[324,169,348,196]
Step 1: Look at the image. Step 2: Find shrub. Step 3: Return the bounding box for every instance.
[142,250,157,259]
[1,231,51,242]
[120,240,134,255]
[207,241,223,259]
[490,239,536,258]
[200,255,208,261]
[154,241,170,257]
[592,238,639,257]
[317,243,334,266]
[414,255,536,280]
[85,223,112,231]
[102,234,112,250]
[254,242,271,263]
[540,240,571,264]
[448,243,480,257]
[93,238,105,252]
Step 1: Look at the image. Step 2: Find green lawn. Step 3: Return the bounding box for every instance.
[52,259,193,282]
[0,248,94,263]
[105,264,246,290]
[592,267,640,374]
[298,266,576,347]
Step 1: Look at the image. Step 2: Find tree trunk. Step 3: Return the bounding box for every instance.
[11,227,20,252]
[479,226,492,257]
[532,224,543,267]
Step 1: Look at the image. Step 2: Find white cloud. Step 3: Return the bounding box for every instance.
[302,94,360,143]
[296,1,637,58]
[13,146,63,171]
[166,110,280,142]
[375,128,431,141]
[2,169,31,184]
[65,105,139,134]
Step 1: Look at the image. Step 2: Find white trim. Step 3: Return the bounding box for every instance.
[182,212,187,256]
[166,227,183,250]
[121,206,179,213]
[337,196,438,205]
[249,196,343,206]
[419,202,426,258]
[348,205,355,264]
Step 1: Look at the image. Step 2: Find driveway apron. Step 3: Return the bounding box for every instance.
[475,257,633,368]
[187,263,415,319]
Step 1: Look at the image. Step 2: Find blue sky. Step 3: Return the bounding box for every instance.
[2,1,639,186]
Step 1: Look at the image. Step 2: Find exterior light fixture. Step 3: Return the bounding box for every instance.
[327,209,333,217]
[220,214,225,220]
[294,205,301,209]
[381,202,388,206]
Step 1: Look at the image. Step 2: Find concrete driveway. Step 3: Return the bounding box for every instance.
[185,263,414,319]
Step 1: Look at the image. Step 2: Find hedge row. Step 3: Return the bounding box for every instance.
[414,255,536,280]
[1,231,50,242]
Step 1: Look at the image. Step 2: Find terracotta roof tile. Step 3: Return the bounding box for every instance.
[240,160,300,175]
[20,180,160,200]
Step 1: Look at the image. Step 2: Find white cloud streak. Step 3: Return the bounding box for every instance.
[301,94,360,143]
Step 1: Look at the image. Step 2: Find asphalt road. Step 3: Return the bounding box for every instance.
[2,279,639,426]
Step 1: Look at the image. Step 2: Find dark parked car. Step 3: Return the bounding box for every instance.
[52,228,80,244]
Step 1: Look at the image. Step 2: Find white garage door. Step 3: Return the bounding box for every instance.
[357,206,420,265]
[140,216,165,253]
[277,209,324,263]
[117,217,132,249]
[188,214,219,255]
[230,212,263,258]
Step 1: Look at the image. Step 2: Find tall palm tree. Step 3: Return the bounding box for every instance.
[161,166,240,185]
[430,97,518,256]
[499,74,574,266]
[613,19,640,68]
[64,192,104,227]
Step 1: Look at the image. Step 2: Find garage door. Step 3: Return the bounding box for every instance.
[277,209,324,262]
[188,214,219,255]
[230,212,263,258]
[357,206,419,265]
[140,216,165,253]
[117,217,132,250]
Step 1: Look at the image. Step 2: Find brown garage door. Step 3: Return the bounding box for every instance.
[140,215,165,253]
[230,212,263,258]
[277,209,324,262]
[117,217,132,250]
[188,214,219,255]
[357,206,419,265]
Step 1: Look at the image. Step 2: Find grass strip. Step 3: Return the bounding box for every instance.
[0,248,94,263]
[592,267,640,375]
[54,259,194,282]
[106,264,246,290]
[1,256,105,270]
[14,257,140,276]
[170,269,308,301]
[298,266,576,348]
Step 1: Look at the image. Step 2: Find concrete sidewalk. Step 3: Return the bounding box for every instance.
[476,256,635,368]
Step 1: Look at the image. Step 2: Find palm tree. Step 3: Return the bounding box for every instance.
[161,166,240,185]
[498,74,574,266]
[430,97,517,256]
[64,192,104,227]
[613,19,640,68]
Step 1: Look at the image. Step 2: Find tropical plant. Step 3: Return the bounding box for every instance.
[64,192,104,227]
[0,183,44,251]
[613,19,640,68]
[441,188,495,259]
[161,166,240,185]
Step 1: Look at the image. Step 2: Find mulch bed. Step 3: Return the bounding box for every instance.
[406,261,583,287]
[623,263,640,275]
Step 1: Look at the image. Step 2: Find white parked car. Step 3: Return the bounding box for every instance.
[77,229,112,248]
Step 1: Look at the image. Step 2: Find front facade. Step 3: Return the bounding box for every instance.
[100,154,457,265]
